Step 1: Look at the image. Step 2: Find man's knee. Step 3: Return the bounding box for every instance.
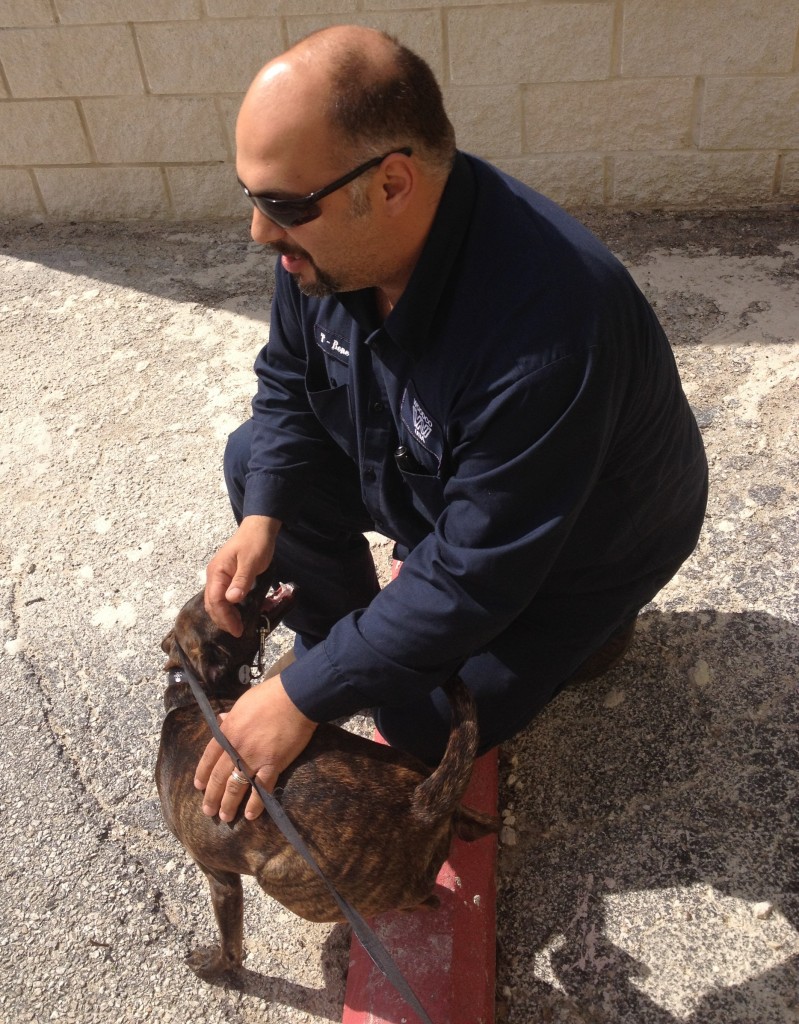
[374,689,454,767]
[223,420,253,524]
[271,524,380,647]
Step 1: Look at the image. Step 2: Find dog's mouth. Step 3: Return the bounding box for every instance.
[260,581,296,626]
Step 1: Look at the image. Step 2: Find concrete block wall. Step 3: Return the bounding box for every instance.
[1,0,798,221]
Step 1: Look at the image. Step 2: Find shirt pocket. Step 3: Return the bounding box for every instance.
[395,384,447,522]
[307,382,357,462]
[395,430,446,524]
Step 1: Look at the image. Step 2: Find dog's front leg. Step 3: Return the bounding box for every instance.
[186,865,245,979]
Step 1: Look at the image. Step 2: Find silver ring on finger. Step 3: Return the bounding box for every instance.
[230,768,249,786]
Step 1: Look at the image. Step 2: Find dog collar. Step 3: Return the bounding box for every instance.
[163,666,252,716]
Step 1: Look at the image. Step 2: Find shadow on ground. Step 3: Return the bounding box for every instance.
[3,208,795,337]
[199,923,352,1022]
[497,607,799,1023]
[1,219,276,318]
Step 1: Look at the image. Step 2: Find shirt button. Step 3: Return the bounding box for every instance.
[363,468,376,482]
[371,400,384,414]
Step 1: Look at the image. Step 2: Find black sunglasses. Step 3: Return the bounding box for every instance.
[239,147,412,229]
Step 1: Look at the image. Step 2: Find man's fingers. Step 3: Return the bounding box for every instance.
[215,765,279,823]
[216,765,252,822]
[244,767,280,820]
[194,735,224,792]
[204,584,244,637]
[224,571,256,606]
[204,551,245,636]
[193,730,279,822]
[204,563,258,637]
[207,760,280,822]
[201,754,239,818]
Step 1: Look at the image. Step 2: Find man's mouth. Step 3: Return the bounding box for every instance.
[269,243,338,297]
[271,242,309,262]
[270,243,312,274]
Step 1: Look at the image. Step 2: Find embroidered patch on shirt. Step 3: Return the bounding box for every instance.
[400,385,444,467]
[315,324,351,366]
[412,399,433,442]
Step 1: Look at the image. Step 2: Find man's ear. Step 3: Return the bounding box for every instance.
[380,152,415,213]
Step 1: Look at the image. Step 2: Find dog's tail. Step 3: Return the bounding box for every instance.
[410,676,481,825]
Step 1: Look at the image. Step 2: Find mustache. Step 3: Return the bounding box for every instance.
[269,241,311,261]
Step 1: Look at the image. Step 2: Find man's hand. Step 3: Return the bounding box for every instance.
[194,674,317,821]
[204,515,281,636]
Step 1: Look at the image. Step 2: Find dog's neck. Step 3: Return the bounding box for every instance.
[163,668,249,715]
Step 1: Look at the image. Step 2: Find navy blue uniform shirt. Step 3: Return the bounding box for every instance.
[241,153,708,722]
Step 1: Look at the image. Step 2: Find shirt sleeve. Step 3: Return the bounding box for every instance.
[281,340,623,721]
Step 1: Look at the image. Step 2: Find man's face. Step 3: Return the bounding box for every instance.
[235,61,402,298]
[253,181,374,298]
[237,141,385,298]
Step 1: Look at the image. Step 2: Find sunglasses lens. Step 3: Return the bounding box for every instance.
[287,206,322,227]
[251,198,320,230]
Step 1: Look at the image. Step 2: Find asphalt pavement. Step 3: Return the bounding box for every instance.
[1,207,797,1024]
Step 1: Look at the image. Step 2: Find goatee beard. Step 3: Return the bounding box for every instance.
[270,242,341,297]
[297,269,340,298]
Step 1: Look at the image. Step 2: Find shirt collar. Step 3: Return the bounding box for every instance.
[339,152,477,356]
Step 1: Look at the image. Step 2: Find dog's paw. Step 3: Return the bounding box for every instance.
[186,944,242,979]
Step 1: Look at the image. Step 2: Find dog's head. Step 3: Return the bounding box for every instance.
[160,577,296,696]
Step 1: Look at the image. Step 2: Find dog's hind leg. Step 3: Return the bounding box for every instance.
[186,866,245,979]
[453,804,500,842]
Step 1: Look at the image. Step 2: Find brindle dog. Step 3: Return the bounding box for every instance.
[157,578,498,978]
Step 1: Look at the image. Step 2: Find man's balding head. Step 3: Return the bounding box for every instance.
[235,28,454,305]
[241,27,456,181]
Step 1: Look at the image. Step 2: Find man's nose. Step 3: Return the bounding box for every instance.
[250,207,287,245]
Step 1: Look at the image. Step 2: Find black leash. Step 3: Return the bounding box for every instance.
[172,639,435,1024]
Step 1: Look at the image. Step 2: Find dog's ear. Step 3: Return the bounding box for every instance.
[197,640,236,687]
[160,629,183,672]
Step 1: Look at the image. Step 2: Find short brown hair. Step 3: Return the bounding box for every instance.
[326,34,456,179]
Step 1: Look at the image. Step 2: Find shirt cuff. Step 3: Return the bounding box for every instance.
[242,470,305,522]
[280,641,369,722]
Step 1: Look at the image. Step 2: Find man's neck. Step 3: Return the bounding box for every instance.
[375,289,395,321]
[373,176,447,321]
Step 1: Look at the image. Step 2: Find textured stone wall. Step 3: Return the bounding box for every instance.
[1,0,797,220]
